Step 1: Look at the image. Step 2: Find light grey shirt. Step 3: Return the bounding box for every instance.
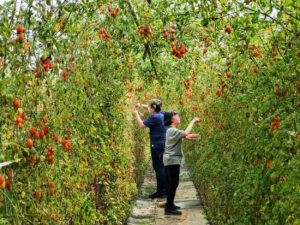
[163,127,185,166]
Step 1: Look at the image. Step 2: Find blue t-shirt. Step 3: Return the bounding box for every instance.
[143,111,168,149]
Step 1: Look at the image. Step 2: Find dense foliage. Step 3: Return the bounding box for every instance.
[0,1,151,224]
[0,0,299,224]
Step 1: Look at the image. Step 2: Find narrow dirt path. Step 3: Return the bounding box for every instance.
[126,158,208,225]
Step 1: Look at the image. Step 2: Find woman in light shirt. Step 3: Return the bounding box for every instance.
[163,110,200,215]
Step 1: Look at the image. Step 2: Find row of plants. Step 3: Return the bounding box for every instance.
[155,0,300,223]
[0,0,152,224]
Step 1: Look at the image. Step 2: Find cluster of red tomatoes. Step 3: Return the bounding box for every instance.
[99,28,110,42]
[16,24,26,43]
[108,6,119,17]
[136,25,154,39]
[171,42,189,59]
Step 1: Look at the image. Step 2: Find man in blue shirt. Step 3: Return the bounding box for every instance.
[133,99,168,198]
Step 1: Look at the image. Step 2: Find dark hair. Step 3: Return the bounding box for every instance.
[164,110,178,126]
[151,103,161,112]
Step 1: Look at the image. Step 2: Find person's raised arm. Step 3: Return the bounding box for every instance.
[184,117,200,136]
[135,103,148,110]
[132,110,147,128]
[141,104,148,109]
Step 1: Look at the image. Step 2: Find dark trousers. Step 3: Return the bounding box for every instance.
[151,147,167,194]
[166,164,180,209]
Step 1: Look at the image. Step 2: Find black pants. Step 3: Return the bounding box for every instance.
[151,147,167,194]
[165,164,180,209]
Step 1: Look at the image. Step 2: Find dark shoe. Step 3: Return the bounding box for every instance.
[172,204,180,210]
[161,203,180,209]
[165,208,182,215]
[149,192,166,199]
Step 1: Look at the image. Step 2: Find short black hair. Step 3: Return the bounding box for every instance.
[164,110,178,126]
[151,103,161,112]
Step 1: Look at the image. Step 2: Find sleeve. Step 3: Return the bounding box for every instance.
[169,129,185,142]
[175,129,185,140]
[143,115,157,128]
